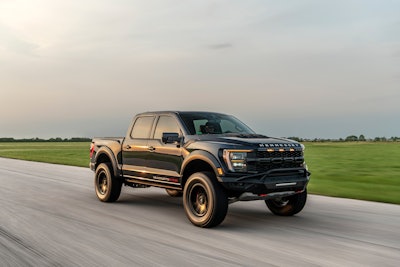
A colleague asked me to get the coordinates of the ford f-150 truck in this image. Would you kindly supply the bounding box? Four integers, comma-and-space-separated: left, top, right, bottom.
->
90, 111, 310, 228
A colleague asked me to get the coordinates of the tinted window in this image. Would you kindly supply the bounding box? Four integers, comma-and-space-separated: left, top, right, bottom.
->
179, 112, 255, 135
130, 116, 155, 139
220, 119, 242, 133
154, 116, 180, 140
193, 119, 208, 135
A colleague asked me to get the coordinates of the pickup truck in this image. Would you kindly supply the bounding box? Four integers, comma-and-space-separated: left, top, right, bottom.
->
90, 111, 310, 228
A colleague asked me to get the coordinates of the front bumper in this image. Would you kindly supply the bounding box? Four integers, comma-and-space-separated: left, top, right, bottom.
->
219, 167, 310, 194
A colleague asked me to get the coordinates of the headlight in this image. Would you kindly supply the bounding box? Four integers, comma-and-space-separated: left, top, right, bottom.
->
223, 150, 251, 172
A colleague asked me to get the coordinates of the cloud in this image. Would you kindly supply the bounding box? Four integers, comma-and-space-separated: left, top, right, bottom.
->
0, 0, 399, 139
0, 22, 39, 55
393, 49, 400, 57
207, 43, 233, 50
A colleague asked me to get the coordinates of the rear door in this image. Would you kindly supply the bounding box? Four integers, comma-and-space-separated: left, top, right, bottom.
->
122, 115, 155, 179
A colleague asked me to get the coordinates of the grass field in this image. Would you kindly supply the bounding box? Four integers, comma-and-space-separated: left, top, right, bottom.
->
304, 142, 400, 204
0, 141, 399, 204
0, 142, 89, 168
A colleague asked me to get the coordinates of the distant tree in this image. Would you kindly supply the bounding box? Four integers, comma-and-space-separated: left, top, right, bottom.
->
390, 136, 400, 142
0, 138, 15, 142
70, 137, 91, 142
358, 134, 366, 141
345, 135, 358, 141
287, 137, 302, 142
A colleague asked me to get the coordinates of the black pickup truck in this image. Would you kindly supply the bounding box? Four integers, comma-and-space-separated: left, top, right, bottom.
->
90, 111, 310, 227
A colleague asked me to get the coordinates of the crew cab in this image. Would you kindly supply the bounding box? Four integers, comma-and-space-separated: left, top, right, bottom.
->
90, 111, 310, 227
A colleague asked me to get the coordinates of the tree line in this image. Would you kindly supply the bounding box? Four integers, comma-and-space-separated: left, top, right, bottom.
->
0, 137, 92, 142
288, 135, 400, 142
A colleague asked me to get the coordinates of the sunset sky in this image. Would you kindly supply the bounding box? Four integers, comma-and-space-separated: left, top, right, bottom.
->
1, 0, 399, 139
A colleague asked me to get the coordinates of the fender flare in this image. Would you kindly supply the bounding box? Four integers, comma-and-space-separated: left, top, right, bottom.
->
94, 146, 120, 177
181, 150, 222, 181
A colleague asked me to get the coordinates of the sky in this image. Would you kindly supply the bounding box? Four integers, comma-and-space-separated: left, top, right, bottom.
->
1, 0, 399, 139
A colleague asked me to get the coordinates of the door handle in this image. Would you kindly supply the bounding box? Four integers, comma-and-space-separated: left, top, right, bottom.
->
148, 146, 155, 152
126, 145, 131, 149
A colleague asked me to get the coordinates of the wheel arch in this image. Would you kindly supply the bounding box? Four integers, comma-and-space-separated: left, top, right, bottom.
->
94, 147, 119, 177
181, 151, 222, 187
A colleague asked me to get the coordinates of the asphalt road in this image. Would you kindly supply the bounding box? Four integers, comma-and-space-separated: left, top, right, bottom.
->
0, 157, 399, 267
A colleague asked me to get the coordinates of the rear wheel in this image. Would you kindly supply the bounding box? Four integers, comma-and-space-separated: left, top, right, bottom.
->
265, 189, 307, 216
183, 172, 228, 228
166, 189, 182, 197
94, 163, 122, 202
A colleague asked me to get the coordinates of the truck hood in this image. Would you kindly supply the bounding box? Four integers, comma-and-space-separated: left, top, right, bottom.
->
187, 134, 302, 148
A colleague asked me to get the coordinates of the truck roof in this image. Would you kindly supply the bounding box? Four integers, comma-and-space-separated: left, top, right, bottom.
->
136, 111, 229, 117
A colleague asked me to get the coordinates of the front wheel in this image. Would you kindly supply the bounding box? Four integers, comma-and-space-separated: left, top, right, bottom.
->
94, 163, 122, 202
265, 189, 307, 216
183, 172, 228, 228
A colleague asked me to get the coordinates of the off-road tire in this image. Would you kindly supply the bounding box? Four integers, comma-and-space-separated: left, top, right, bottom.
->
265, 189, 307, 216
166, 189, 183, 197
183, 172, 228, 228
94, 163, 122, 202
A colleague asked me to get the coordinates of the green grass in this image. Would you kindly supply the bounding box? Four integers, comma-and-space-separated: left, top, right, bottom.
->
0, 141, 399, 204
304, 142, 400, 204
0, 142, 90, 168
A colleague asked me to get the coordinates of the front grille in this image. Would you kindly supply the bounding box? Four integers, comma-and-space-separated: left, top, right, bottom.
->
256, 150, 302, 158
248, 149, 304, 172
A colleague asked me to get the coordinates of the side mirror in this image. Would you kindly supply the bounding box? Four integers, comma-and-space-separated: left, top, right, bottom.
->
162, 132, 181, 144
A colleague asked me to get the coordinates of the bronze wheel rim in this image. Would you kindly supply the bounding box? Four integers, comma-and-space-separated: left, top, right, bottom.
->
189, 183, 209, 217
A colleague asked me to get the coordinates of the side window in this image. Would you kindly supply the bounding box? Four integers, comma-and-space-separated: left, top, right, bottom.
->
193, 119, 208, 134
130, 116, 155, 139
154, 116, 180, 140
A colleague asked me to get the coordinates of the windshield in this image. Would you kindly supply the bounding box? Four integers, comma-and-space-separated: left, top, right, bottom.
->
179, 112, 255, 135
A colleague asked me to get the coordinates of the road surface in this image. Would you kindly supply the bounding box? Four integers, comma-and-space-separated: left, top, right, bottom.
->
0, 157, 399, 266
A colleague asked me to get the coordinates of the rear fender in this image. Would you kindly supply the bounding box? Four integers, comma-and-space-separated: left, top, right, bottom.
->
94, 146, 120, 177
